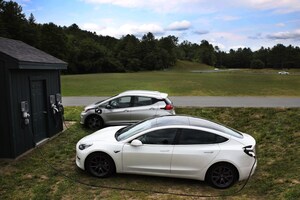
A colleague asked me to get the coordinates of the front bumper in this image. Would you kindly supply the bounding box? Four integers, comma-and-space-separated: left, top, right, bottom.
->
80, 111, 88, 124
76, 149, 87, 170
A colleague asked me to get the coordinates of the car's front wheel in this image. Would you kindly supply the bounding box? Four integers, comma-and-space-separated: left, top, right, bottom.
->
206, 163, 238, 189
86, 115, 103, 130
85, 152, 115, 178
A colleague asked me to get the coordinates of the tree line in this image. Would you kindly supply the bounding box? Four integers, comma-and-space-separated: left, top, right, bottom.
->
1, 0, 299, 74
177, 40, 300, 69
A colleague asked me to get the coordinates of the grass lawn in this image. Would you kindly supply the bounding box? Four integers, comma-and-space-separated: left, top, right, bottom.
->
61, 60, 300, 96
1, 107, 299, 199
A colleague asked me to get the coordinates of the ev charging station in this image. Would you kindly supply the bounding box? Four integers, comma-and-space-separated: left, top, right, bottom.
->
0, 37, 67, 158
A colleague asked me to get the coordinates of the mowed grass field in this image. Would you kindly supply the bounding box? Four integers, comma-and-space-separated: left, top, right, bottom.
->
0, 107, 299, 199
61, 60, 300, 96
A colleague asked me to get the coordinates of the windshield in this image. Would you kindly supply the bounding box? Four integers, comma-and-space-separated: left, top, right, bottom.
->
95, 95, 117, 105
116, 118, 155, 141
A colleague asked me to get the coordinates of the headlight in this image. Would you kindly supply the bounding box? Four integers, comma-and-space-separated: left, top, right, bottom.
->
84, 108, 94, 112
78, 143, 93, 150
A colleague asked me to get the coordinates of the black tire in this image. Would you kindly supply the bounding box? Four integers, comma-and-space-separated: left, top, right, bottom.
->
206, 163, 238, 189
85, 152, 115, 178
86, 115, 103, 130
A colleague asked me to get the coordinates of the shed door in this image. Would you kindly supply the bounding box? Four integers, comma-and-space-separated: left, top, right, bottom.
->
31, 80, 48, 143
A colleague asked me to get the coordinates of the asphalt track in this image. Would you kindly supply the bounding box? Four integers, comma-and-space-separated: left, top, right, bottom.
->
62, 96, 300, 107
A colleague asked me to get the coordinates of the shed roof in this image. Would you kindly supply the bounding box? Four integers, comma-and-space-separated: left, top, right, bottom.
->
0, 37, 67, 69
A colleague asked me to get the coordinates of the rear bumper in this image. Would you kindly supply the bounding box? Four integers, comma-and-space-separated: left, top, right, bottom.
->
239, 159, 257, 181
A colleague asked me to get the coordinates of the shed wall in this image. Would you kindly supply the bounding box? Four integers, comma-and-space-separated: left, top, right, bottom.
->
9, 69, 63, 158
0, 60, 13, 157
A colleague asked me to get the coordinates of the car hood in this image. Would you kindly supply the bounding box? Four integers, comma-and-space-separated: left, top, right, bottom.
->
79, 126, 125, 144
84, 103, 97, 110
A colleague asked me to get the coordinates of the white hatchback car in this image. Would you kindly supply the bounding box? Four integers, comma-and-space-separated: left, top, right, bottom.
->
76, 115, 257, 189
80, 90, 175, 129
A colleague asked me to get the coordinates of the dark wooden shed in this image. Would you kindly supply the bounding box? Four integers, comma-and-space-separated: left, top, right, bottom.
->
0, 37, 67, 158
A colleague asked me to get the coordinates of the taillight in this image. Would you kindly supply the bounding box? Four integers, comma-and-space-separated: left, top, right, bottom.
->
164, 104, 173, 110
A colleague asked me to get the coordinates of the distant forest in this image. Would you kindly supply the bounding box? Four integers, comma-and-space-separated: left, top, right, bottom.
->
1, 0, 300, 74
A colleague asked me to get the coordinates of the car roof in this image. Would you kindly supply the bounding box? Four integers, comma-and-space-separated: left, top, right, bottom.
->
118, 90, 168, 99
152, 115, 243, 138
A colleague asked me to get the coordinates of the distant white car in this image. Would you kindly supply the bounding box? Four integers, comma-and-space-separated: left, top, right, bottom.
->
278, 71, 289, 75
76, 115, 257, 189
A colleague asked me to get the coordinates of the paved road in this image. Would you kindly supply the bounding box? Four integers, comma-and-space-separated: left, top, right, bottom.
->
62, 96, 300, 107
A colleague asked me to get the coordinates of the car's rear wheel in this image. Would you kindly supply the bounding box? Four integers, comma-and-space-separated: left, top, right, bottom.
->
206, 163, 238, 189
85, 152, 115, 178
86, 115, 103, 130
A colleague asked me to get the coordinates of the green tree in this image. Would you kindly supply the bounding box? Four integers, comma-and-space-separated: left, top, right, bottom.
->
0, 0, 26, 39
40, 23, 68, 60
76, 38, 107, 73
250, 59, 265, 69
115, 34, 141, 71
269, 44, 286, 68
253, 47, 270, 68
22, 13, 40, 47
158, 36, 178, 67
199, 40, 216, 66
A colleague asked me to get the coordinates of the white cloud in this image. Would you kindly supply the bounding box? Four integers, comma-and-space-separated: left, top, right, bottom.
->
211, 32, 246, 41
82, 23, 104, 31
167, 20, 191, 31
267, 29, 300, 40
82, 0, 215, 13
215, 15, 240, 21
81, 22, 164, 37
276, 23, 286, 27
193, 30, 209, 35
236, 0, 300, 13
83, 0, 300, 14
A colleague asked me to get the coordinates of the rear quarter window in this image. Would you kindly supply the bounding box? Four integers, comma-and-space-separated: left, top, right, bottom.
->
178, 129, 228, 144
134, 96, 157, 106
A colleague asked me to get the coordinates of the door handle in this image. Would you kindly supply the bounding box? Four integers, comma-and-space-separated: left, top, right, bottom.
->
124, 110, 129, 112
149, 107, 155, 110
160, 150, 170, 152
204, 151, 214, 154
43, 111, 47, 114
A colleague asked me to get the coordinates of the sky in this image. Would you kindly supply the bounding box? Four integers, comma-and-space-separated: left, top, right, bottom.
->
13, 0, 300, 51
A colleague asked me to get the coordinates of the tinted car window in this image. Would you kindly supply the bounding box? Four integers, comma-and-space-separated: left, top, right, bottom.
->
134, 96, 155, 107
110, 96, 132, 108
137, 128, 177, 145
178, 129, 228, 144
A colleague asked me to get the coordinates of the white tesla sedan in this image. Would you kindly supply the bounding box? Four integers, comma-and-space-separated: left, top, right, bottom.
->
76, 115, 257, 189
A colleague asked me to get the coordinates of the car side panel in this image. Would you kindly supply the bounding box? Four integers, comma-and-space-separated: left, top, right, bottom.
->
130, 104, 159, 122
101, 108, 132, 124
122, 143, 174, 174
170, 144, 220, 179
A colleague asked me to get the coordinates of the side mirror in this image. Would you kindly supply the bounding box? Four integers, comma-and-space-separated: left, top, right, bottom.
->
131, 139, 142, 147
105, 104, 112, 109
